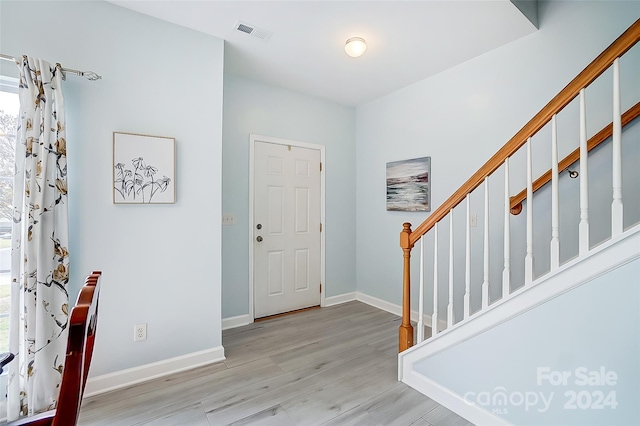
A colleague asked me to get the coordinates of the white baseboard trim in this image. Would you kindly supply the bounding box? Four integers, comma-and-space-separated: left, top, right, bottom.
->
222, 314, 252, 330
221, 293, 359, 329
220, 290, 445, 330
355, 292, 400, 316
324, 292, 357, 306
403, 369, 511, 426
85, 346, 225, 397
355, 292, 448, 331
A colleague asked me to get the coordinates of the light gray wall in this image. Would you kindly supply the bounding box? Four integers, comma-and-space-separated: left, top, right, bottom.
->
0, 1, 224, 376
415, 257, 640, 425
222, 74, 356, 318
510, 0, 539, 28
354, 0, 640, 317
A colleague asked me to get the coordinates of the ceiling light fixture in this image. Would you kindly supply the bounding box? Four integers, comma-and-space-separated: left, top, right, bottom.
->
345, 37, 367, 58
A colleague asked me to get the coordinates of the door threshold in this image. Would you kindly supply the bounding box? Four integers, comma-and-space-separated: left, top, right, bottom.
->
255, 305, 321, 322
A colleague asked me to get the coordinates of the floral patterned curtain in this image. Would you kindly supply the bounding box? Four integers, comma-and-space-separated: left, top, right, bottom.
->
7, 56, 70, 420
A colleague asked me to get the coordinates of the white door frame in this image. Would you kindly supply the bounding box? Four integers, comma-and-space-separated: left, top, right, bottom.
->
249, 134, 326, 322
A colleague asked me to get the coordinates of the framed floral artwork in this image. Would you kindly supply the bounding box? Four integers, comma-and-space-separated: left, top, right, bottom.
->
113, 132, 176, 204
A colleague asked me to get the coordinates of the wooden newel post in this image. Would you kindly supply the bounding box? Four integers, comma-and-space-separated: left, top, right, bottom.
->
399, 222, 414, 352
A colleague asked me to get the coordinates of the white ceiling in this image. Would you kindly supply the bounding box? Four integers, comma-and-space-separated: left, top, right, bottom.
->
109, 1, 538, 107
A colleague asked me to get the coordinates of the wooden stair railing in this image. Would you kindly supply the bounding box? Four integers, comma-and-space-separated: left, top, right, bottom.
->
399, 18, 640, 352
510, 101, 640, 215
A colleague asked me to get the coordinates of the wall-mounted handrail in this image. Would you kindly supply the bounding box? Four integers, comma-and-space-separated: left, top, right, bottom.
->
406, 19, 640, 247
399, 18, 640, 353
510, 102, 640, 214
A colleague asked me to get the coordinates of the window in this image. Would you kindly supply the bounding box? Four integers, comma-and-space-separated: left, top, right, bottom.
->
0, 80, 18, 353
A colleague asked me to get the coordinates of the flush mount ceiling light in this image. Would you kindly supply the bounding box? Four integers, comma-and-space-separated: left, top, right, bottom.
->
345, 37, 367, 58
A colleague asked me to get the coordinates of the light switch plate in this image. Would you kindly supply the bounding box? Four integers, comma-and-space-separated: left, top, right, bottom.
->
222, 213, 236, 225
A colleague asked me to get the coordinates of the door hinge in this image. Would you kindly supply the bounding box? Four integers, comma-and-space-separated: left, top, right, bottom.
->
320, 283, 322, 293
320, 223, 323, 232
320, 162, 323, 172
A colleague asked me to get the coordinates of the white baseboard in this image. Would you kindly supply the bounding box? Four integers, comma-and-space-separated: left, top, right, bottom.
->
85, 346, 225, 397
222, 314, 252, 330
355, 292, 401, 316
355, 291, 448, 331
220, 291, 446, 331
220, 293, 359, 328
324, 292, 357, 306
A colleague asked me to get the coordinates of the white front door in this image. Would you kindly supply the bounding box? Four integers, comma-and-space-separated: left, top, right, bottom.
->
253, 139, 321, 318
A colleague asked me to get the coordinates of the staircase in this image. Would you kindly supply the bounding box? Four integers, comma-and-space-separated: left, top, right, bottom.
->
397, 19, 640, 425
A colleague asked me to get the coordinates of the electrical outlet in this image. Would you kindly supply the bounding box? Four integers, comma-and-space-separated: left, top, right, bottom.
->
222, 213, 236, 225
470, 213, 478, 227
134, 323, 147, 342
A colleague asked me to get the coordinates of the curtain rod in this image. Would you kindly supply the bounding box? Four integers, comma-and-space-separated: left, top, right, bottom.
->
0, 53, 102, 81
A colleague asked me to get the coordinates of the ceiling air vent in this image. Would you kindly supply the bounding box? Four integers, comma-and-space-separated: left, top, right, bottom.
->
234, 21, 273, 41
236, 23, 253, 34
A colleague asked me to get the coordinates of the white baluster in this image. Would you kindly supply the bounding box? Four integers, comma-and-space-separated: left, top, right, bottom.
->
482, 177, 489, 309
551, 114, 560, 270
447, 211, 454, 328
503, 159, 511, 298
525, 138, 534, 285
612, 58, 623, 235
464, 195, 471, 319
579, 89, 590, 255
432, 223, 439, 336
417, 237, 424, 343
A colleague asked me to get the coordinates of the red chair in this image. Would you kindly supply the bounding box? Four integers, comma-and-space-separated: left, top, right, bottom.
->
7, 271, 102, 426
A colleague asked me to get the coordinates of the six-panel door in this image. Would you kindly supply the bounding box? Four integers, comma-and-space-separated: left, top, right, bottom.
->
254, 141, 321, 318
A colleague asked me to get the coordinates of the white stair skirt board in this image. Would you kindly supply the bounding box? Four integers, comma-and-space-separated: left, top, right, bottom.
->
403, 369, 512, 426
85, 346, 225, 397
399, 224, 640, 425
222, 314, 252, 330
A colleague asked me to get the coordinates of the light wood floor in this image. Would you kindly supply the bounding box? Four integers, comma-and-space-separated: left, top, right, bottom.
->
79, 301, 474, 426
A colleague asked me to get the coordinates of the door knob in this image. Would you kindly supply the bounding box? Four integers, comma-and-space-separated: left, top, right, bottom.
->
256, 236, 263, 242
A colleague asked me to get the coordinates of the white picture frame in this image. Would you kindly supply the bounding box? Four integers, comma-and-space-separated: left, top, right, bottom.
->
113, 132, 176, 204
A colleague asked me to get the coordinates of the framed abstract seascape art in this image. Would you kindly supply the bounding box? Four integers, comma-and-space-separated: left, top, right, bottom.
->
113, 132, 176, 204
386, 156, 430, 212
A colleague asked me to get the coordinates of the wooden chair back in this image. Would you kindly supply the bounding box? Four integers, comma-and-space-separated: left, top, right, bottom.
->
8, 271, 102, 426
